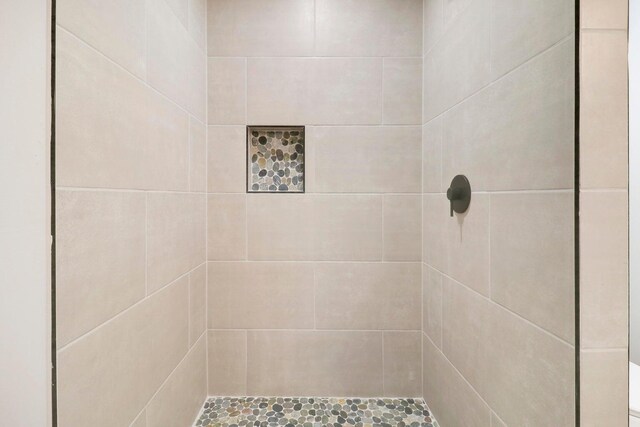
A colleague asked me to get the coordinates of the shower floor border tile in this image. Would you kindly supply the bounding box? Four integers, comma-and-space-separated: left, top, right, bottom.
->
194, 396, 439, 427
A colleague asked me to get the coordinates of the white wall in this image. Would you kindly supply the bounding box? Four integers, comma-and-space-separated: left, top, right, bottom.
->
0, 1, 52, 425
631, 0, 640, 365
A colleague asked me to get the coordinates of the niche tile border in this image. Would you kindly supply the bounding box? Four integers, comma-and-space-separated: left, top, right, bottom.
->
247, 126, 305, 193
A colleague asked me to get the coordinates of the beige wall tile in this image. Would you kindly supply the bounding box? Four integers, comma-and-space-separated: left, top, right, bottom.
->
581, 0, 628, 29
189, 264, 206, 346
442, 39, 574, 191
484, 301, 575, 426
315, 0, 422, 56
580, 191, 629, 348
308, 126, 421, 193
247, 195, 383, 261
147, 193, 206, 292
207, 0, 314, 56
312, 195, 384, 261
188, 0, 207, 49
57, 191, 146, 347
383, 58, 422, 125
148, 0, 206, 120
164, 0, 189, 28
57, 30, 189, 191
207, 330, 247, 396
491, 0, 574, 79
427, 194, 490, 296
491, 192, 574, 342
441, 278, 575, 426
57, 0, 146, 78
383, 332, 422, 397
247, 58, 383, 125
490, 412, 508, 427
58, 279, 189, 427
423, 0, 444, 55
247, 331, 383, 396
315, 263, 421, 330
423, 266, 443, 348
580, 31, 628, 189
422, 118, 443, 193
146, 335, 207, 427
246, 194, 313, 261
423, 0, 491, 121
131, 411, 146, 427
208, 262, 314, 329
207, 126, 246, 192
189, 117, 207, 192
383, 195, 422, 261
580, 350, 628, 427
423, 334, 491, 427
207, 58, 246, 125
207, 194, 247, 260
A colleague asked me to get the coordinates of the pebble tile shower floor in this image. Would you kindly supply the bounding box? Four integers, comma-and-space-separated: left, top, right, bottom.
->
194, 397, 439, 427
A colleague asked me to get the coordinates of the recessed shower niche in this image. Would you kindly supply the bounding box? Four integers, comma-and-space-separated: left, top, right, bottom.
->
247, 126, 305, 193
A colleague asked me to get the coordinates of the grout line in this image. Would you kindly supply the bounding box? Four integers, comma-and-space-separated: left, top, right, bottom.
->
57, 261, 207, 353
429, 264, 576, 348
145, 193, 149, 296
205, 328, 425, 333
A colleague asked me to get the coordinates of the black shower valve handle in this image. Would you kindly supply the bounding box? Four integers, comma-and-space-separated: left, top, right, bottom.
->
446, 175, 471, 217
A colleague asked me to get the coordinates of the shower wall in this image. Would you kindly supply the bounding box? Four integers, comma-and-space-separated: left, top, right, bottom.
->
55, 0, 208, 425
205, 0, 424, 397
421, 0, 576, 426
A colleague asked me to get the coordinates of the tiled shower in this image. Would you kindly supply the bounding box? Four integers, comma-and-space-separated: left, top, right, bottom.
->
54, 0, 576, 426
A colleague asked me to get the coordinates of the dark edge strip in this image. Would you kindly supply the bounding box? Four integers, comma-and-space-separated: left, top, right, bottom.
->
50, 0, 57, 424
574, 0, 581, 425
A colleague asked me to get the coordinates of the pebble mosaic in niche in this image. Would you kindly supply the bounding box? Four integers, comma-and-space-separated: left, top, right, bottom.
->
247, 126, 305, 193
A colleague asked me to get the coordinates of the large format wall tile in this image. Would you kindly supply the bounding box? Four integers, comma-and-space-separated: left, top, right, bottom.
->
315, 263, 421, 330
208, 262, 314, 329
422, 266, 443, 349
383, 195, 422, 261
56, 190, 146, 347
147, 193, 206, 292
208, 330, 247, 396
188, 0, 207, 49
308, 126, 421, 193
423, 0, 491, 121
207, 194, 247, 260
164, 0, 189, 29
423, 335, 491, 427
491, 192, 574, 342
58, 279, 189, 427
247, 331, 383, 397
207, 126, 246, 193
580, 349, 628, 426
442, 39, 574, 191
580, 191, 629, 348
581, 0, 628, 29
383, 58, 422, 125
207, 58, 246, 125
189, 117, 207, 192
422, 118, 443, 193
383, 332, 422, 397
247, 195, 383, 261
580, 31, 628, 189
315, 0, 422, 56
148, 0, 206, 120
207, 0, 314, 56
423, 0, 444, 55
423, 194, 490, 296
146, 335, 206, 427
247, 58, 383, 125
491, 0, 574, 79
441, 279, 575, 426
57, 30, 189, 191
189, 264, 207, 346
57, 0, 146, 78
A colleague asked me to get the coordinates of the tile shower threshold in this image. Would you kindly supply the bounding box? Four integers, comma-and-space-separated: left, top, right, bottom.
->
194, 396, 439, 427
